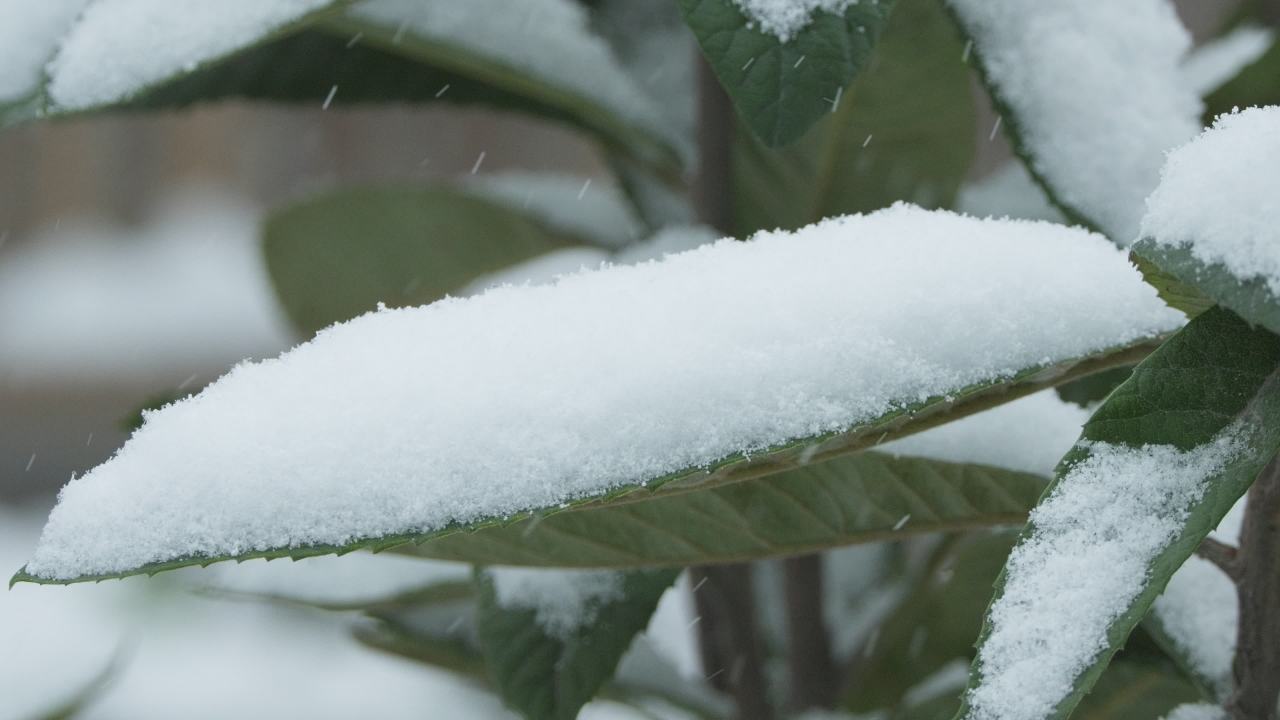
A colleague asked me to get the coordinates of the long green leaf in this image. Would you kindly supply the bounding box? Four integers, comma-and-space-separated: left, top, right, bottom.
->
263, 185, 582, 334
11, 335, 1161, 586
1133, 240, 1280, 337
848, 532, 1018, 715
2, 1, 685, 177
733, 0, 974, 235
954, 307, 1280, 720
676, 0, 895, 147
475, 568, 678, 720
406, 453, 1044, 568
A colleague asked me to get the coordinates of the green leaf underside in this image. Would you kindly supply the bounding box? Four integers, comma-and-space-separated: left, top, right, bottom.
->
1054, 366, 1132, 408
851, 533, 1200, 719
356, 590, 724, 718
476, 569, 678, 720
12, 337, 1163, 586
323, 14, 684, 177
1, 6, 683, 179
733, 0, 975, 235
848, 532, 1019, 714
677, 0, 895, 147
1133, 240, 1280, 336
209, 578, 475, 614
406, 452, 1044, 568
955, 307, 1280, 720
263, 185, 581, 335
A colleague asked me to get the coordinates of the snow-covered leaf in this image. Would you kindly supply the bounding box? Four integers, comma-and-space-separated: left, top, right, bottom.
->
15, 206, 1180, 585
0, 0, 685, 177
955, 307, 1280, 720
0, 0, 345, 126
263, 185, 586, 334
734, 0, 974, 235
946, 0, 1203, 242
1134, 106, 1280, 334
1145, 500, 1245, 701
1184, 24, 1274, 99
1204, 25, 1280, 121
677, 0, 895, 147
409, 391, 1087, 568
476, 568, 677, 720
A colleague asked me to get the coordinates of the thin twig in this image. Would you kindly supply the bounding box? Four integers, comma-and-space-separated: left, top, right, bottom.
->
1195, 536, 1242, 582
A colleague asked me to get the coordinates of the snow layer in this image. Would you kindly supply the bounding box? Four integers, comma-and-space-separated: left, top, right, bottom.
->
0, 0, 89, 101
47, 0, 331, 110
883, 390, 1088, 477
1141, 106, 1280, 293
463, 173, 643, 249
967, 430, 1244, 720
348, 0, 677, 149
1183, 25, 1274, 96
491, 568, 625, 639
730, 0, 859, 42
948, 0, 1202, 243
1152, 499, 1246, 697
0, 187, 293, 386
1161, 704, 1227, 720
26, 205, 1182, 580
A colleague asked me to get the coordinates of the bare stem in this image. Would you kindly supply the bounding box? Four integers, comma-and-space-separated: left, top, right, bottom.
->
688, 51, 773, 720
1196, 536, 1242, 582
783, 554, 840, 712
1227, 454, 1280, 720
690, 565, 774, 720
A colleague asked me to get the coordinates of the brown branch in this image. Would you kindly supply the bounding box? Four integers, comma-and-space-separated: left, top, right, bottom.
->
783, 554, 840, 712
1196, 536, 1242, 582
1227, 454, 1280, 720
687, 51, 773, 720
689, 565, 774, 720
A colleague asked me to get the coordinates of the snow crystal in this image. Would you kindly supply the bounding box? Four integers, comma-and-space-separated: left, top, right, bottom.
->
25, 205, 1182, 580
490, 568, 624, 640
1161, 704, 1227, 720
1183, 24, 1274, 96
1141, 106, 1280, 294
967, 430, 1244, 720
730, 0, 858, 42
463, 173, 643, 249
948, 0, 1202, 243
0, 0, 88, 101
347, 0, 679, 151
883, 391, 1088, 477
46, 0, 331, 110
1152, 499, 1246, 697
